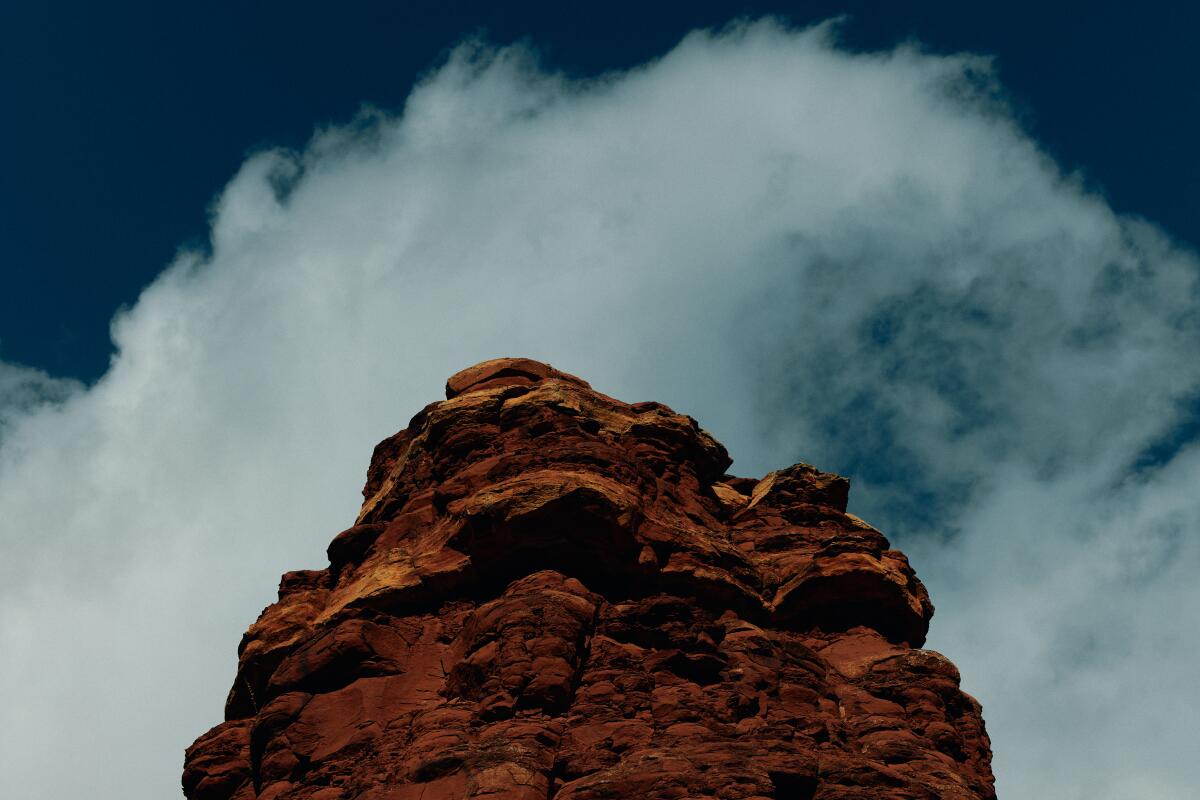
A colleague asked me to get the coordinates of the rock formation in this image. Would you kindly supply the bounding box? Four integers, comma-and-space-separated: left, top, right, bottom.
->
183, 358, 994, 799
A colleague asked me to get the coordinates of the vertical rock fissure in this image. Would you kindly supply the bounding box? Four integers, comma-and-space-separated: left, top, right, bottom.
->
546, 598, 602, 799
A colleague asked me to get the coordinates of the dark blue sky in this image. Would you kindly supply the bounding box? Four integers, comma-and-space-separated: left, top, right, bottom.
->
3, 0, 1197, 382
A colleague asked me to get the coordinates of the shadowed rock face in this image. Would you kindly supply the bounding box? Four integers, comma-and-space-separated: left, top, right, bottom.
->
184, 358, 994, 800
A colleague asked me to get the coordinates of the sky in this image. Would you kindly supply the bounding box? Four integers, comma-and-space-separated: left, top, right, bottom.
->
2, 4, 1199, 799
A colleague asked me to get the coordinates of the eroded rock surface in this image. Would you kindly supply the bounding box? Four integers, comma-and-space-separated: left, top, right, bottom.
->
184, 358, 994, 799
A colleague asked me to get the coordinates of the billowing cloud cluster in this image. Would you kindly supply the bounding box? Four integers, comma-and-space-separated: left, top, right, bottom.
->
2, 20, 1197, 798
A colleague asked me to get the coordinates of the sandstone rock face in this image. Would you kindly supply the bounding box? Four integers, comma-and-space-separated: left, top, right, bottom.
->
184, 358, 994, 800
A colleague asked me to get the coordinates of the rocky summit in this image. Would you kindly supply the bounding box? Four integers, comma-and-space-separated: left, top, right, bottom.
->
183, 358, 994, 800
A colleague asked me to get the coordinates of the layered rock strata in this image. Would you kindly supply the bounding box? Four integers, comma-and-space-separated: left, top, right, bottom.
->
184, 358, 994, 799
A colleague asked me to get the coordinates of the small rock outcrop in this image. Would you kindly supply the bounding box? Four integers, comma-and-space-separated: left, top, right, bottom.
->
184, 358, 994, 799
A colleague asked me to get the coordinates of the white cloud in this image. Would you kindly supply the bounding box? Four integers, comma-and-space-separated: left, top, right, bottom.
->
1, 19, 1197, 798
0, 361, 81, 442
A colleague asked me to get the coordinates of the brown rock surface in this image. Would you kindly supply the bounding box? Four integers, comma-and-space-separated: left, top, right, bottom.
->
184, 358, 994, 799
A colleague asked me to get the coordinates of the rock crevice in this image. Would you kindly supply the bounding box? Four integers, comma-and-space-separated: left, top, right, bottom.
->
184, 358, 993, 800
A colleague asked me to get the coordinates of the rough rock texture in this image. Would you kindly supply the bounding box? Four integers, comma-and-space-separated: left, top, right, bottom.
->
184, 358, 994, 800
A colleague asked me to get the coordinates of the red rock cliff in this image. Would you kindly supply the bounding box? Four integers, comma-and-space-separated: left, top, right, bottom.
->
184, 358, 994, 800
